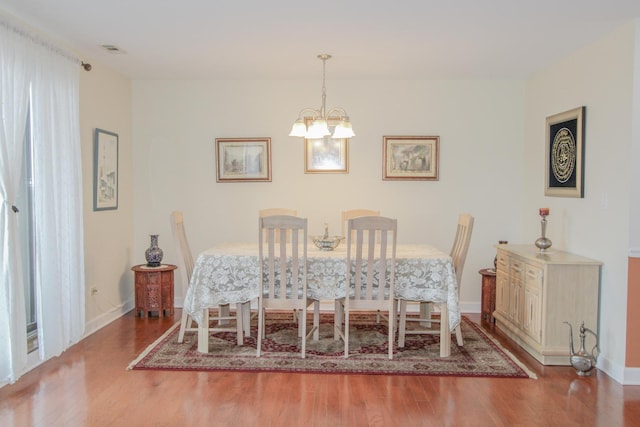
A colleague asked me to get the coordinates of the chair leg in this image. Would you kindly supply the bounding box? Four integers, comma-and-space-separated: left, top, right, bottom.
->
344, 301, 350, 358
301, 307, 307, 359
334, 299, 343, 340
178, 309, 191, 343
256, 299, 263, 357
455, 324, 464, 346
313, 300, 320, 340
388, 300, 394, 360
398, 300, 407, 348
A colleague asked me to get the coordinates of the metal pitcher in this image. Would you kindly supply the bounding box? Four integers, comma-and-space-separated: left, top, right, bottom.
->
563, 321, 599, 376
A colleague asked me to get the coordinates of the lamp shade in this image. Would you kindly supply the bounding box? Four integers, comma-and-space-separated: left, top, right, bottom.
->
306, 119, 331, 138
289, 119, 307, 137
332, 120, 355, 138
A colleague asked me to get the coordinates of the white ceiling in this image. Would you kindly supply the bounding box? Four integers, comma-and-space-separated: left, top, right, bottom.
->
1, 0, 640, 80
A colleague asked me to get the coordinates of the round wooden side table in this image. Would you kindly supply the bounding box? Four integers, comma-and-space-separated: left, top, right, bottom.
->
479, 268, 496, 323
131, 264, 177, 318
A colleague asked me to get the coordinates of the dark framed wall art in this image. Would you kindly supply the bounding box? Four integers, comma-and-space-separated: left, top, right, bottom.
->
545, 106, 585, 198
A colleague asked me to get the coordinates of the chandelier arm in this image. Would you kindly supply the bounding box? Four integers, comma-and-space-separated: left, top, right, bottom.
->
295, 108, 322, 120
325, 107, 349, 119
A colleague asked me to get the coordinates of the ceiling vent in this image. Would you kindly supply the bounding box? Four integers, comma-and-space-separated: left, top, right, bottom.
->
100, 44, 126, 54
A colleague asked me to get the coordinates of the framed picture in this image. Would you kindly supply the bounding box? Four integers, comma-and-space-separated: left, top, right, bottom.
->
545, 107, 585, 198
93, 128, 118, 211
305, 117, 348, 173
215, 137, 271, 182
382, 136, 439, 181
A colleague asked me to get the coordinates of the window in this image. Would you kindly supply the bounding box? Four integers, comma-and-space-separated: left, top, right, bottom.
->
16, 105, 38, 353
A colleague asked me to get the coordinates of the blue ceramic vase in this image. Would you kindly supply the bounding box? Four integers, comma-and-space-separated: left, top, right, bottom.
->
145, 234, 163, 267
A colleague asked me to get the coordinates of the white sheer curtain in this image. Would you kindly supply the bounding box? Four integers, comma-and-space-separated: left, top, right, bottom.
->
0, 20, 32, 386
31, 47, 85, 359
0, 18, 85, 385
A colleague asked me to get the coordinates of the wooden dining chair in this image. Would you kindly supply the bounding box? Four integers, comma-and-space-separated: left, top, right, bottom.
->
259, 208, 297, 243
397, 213, 474, 353
335, 216, 397, 359
257, 215, 317, 358
341, 209, 380, 239
170, 211, 245, 346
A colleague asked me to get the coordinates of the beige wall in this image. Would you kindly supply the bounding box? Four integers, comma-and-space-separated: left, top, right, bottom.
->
524, 20, 639, 382
131, 79, 526, 309
80, 61, 134, 335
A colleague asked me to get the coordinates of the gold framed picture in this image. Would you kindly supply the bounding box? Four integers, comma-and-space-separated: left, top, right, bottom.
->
382, 136, 439, 181
215, 137, 271, 183
304, 117, 348, 173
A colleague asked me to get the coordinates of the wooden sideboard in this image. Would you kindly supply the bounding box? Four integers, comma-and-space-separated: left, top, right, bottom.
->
494, 244, 601, 365
131, 264, 177, 318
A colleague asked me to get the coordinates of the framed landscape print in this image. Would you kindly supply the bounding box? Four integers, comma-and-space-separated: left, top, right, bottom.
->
545, 107, 585, 198
93, 128, 118, 211
304, 117, 348, 173
216, 137, 271, 182
382, 136, 439, 181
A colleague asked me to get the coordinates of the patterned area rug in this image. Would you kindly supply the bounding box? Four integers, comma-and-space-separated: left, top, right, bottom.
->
128, 313, 536, 378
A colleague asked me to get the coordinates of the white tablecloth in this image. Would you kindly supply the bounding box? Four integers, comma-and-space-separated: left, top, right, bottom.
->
183, 243, 460, 330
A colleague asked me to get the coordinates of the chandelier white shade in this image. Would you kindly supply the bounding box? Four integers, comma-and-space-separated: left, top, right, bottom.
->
289, 54, 355, 139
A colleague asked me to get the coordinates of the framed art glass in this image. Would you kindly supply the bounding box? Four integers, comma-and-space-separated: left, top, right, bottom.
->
216, 137, 272, 182
93, 128, 119, 211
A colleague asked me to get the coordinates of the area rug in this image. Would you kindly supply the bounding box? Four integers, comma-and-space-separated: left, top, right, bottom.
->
128, 313, 536, 379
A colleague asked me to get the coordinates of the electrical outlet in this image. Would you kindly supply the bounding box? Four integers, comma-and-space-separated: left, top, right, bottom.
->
91, 287, 99, 295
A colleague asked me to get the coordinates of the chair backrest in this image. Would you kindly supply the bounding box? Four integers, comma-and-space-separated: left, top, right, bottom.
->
449, 213, 474, 285
259, 208, 297, 243
341, 209, 380, 239
259, 215, 308, 305
347, 216, 397, 303
170, 211, 195, 286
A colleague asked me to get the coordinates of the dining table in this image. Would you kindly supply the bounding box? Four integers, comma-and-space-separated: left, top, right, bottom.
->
183, 242, 460, 356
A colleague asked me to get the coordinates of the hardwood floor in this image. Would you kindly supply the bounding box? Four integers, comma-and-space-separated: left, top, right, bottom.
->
1, 310, 640, 427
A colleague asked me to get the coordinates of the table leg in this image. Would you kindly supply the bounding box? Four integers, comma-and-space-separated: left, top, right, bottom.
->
242, 302, 251, 337
235, 303, 244, 345
197, 308, 209, 353
420, 301, 432, 327
439, 304, 450, 357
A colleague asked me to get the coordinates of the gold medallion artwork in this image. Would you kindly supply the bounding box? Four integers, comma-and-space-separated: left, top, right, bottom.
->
550, 128, 576, 184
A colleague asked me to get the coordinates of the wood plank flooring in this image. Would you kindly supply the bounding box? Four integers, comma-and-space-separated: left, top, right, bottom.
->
1, 310, 640, 427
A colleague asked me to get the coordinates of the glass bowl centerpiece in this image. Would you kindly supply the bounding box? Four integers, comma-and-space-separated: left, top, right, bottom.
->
312, 223, 344, 251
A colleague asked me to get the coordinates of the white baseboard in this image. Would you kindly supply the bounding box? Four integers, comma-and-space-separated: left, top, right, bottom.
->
83, 299, 135, 339
597, 355, 640, 385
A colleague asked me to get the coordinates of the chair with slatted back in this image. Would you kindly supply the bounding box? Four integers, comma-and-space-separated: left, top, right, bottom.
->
334, 216, 397, 359
257, 215, 317, 358
397, 213, 474, 353
341, 209, 380, 240
259, 208, 297, 243
170, 211, 245, 346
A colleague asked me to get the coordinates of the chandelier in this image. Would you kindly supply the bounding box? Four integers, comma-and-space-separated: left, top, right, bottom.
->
289, 54, 355, 139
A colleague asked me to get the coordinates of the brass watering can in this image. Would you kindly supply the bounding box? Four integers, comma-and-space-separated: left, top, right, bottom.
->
563, 321, 599, 376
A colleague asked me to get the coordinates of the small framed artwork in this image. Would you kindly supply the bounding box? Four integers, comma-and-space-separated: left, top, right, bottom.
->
93, 128, 119, 211
545, 106, 585, 198
305, 117, 348, 173
215, 137, 271, 182
382, 136, 439, 181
